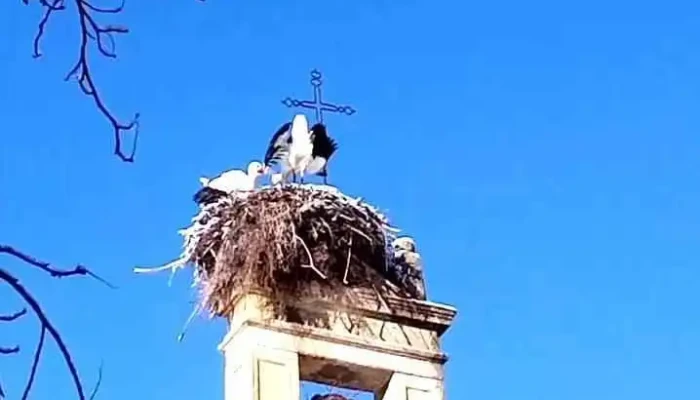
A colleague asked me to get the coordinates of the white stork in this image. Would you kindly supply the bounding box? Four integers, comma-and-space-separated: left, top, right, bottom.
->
193, 161, 265, 205
263, 114, 338, 184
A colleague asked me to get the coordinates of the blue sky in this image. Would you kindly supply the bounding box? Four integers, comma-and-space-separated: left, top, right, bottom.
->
1, 0, 700, 399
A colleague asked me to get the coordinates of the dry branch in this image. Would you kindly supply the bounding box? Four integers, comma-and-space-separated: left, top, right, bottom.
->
24, 0, 139, 162
0, 245, 116, 288
0, 245, 110, 399
0, 268, 85, 399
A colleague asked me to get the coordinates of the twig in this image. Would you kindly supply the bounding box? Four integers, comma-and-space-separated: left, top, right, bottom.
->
133, 256, 187, 274
176, 303, 202, 342
319, 217, 334, 242
0, 245, 116, 289
32, 0, 64, 58
88, 362, 103, 400
0, 308, 27, 322
338, 213, 355, 221
0, 346, 20, 355
291, 225, 326, 280
342, 235, 353, 285
0, 268, 86, 400
347, 226, 372, 243
21, 326, 46, 400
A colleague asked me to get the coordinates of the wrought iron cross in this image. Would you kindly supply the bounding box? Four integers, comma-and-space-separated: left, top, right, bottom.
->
281, 69, 356, 123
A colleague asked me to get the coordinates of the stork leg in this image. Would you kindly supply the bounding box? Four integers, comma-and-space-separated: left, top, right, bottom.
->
279, 170, 293, 185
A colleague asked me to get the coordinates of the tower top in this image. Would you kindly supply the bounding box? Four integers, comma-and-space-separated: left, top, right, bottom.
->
220, 287, 456, 400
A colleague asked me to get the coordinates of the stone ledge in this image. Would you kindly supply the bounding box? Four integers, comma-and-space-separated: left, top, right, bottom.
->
220, 318, 447, 383
295, 288, 457, 336
253, 319, 446, 364
225, 291, 456, 355
218, 291, 455, 399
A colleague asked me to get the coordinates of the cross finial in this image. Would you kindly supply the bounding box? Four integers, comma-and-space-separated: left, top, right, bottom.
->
281, 69, 356, 123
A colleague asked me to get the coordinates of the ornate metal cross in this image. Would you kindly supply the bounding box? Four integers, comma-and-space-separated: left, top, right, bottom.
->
281, 69, 356, 123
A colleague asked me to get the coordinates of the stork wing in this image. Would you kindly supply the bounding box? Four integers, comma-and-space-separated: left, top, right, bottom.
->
208, 169, 247, 192
264, 122, 292, 166
193, 186, 227, 205
310, 123, 339, 159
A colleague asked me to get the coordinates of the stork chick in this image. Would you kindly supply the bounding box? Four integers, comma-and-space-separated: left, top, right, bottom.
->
392, 236, 426, 300
193, 161, 265, 205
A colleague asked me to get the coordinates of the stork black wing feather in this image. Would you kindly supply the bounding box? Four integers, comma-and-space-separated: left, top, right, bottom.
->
264, 122, 292, 166
193, 186, 227, 205
310, 123, 338, 159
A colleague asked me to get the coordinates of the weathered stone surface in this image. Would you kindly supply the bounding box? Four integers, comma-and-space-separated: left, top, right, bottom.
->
219, 290, 456, 400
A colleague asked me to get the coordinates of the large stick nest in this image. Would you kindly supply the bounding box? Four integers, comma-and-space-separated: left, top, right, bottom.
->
154, 184, 419, 319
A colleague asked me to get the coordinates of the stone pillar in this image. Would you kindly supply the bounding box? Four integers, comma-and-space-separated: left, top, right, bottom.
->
220, 293, 301, 400
219, 290, 456, 400
380, 373, 444, 400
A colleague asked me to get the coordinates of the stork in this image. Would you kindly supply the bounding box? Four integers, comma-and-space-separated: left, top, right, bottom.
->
193, 161, 265, 205
391, 236, 426, 300
263, 114, 338, 185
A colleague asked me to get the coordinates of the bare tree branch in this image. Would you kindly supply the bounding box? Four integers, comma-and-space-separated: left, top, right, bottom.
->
0, 244, 117, 289
26, 0, 139, 162
0, 246, 113, 398
6, 1, 206, 397
0, 268, 85, 399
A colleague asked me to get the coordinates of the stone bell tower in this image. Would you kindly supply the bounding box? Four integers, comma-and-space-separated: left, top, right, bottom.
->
135, 68, 457, 399
218, 288, 456, 400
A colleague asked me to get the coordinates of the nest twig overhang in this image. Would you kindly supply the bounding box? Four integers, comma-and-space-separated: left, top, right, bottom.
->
138, 184, 416, 319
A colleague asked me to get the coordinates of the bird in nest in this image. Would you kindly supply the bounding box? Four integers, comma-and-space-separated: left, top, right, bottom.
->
192, 160, 266, 206
263, 113, 338, 185
392, 236, 427, 300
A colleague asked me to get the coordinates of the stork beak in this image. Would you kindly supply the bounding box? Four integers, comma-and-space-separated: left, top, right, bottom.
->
262, 166, 270, 175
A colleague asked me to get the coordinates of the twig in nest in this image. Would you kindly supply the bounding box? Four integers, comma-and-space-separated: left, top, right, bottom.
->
0, 245, 116, 289
319, 217, 334, 242
26, 0, 139, 162
133, 257, 187, 275
177, 303, 203, 342
348, 226, 372, 243
343, 235, 353, 285
291, 225, 326, 280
